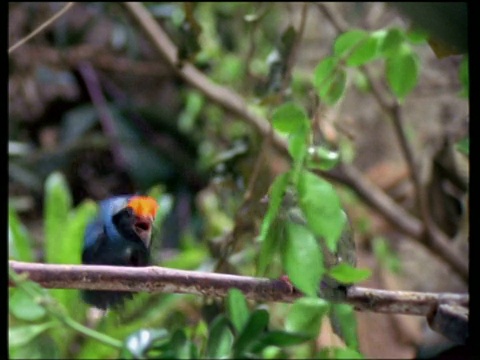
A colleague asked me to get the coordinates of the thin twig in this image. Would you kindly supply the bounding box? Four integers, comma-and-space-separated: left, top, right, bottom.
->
9, 261, 468, 317
315, 3, 348, 32
77, 61, 126, 168
279, 2, 309, 95
17, 44, 171, 77
8, 2, 76, 54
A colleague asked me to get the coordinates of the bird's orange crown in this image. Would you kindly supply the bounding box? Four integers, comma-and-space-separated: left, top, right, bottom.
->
127, 196, 159, 218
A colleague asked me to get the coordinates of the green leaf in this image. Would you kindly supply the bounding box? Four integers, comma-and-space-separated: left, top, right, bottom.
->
8, 205, 35, 262
61, 200, 97, 265
258, 172, 290, 243
282, 222, 324, 297
288, 129, 309, 185
227, 289, 250, 334
405, 28, 429, 44
459, 56, 469, 98
327, 263, 372, 284
256, 331, 310, 348
313, 56, 338, 89
330, 304, 359, 349
317, 346, 365, 359
233, 309, 269, 357
306, 146, 340, 171
178, 90, 204, 132
285, 297, 330, 338
44, 172, 73, 265
353, 70, 371, 93
334, 30, 368, 58
378, 28, 405, 57
206, 315, 234, 359
314, 61, 347, 105
250, 330, 310, 355
325, 70, 347, 106
258, 217, 285, 276
169, 329, 190, 359
49, 198, 96, 317
345, 33, 381, 66
272, 102, 309, 135
261, 346, 283, 359
297, 170, 345, 252
9, 322, 55, 348
288, 128, 308, 164
386, 44, 419, 101
9, 288, 46, 322
9, 332, 59, 359
456, 137, 469, 156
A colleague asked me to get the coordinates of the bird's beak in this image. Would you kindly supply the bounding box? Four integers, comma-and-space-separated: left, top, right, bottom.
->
133, 214, 154, 248
127, 196, 159, 248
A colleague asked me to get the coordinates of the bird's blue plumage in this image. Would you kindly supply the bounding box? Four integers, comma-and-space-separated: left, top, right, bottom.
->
81, 195, 152, 310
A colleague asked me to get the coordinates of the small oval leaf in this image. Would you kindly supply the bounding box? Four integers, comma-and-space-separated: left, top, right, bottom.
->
282, 222, 324, 297
313, 56, 338, 89
272, 103, 309, 135
207, 315, 234, 358
227, 289, 250, 334
234, 309, 269, 357
9, 288, 46, 322
346, 35, 380, 67
334, 30, 368, 58
285, 297, 330, 338
258, 172, 290, 243
297, 171, 345, 251
386, 45, 419, 100
330, 304, 359, 350
327, 263, 372, 284
379, 28, 405, 57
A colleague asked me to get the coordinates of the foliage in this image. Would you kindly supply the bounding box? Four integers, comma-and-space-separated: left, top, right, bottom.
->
9, 2, 467, 359
313, 27, 425, 104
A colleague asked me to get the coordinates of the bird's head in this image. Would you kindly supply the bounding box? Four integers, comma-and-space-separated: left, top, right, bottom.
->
126, 196, 158, 247
101, 195, 159, 248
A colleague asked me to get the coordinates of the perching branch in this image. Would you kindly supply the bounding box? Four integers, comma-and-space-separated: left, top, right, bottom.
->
121, 2, 468, 282
9, 261, 468, 317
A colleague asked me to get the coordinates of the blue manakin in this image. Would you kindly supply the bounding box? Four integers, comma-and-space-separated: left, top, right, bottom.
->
81, 195, 158, 309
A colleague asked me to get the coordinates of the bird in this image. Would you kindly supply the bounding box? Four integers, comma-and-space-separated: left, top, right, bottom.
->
81, 195, 158, 310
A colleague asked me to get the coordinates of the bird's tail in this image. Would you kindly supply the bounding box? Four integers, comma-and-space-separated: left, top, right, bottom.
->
81, 290, 134, 310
